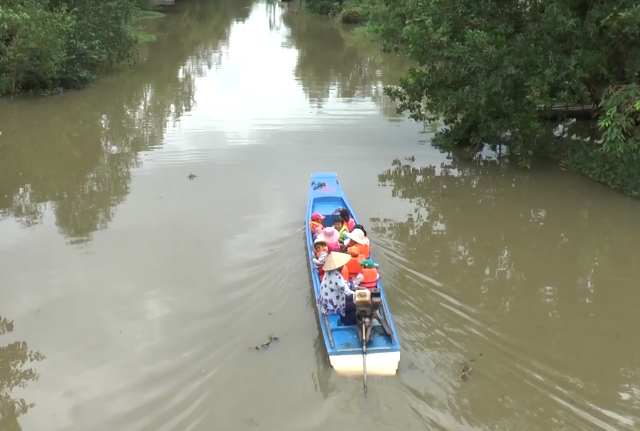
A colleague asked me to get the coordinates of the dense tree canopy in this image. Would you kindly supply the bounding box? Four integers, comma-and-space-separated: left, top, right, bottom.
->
381, 1, 640, 144
306, 0, 640, 194
0, 0, 156, 96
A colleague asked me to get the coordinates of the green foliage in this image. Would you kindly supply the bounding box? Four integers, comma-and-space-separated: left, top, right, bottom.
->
353, 0, 640, 194
566, 84, 640, 196
340, 7, 362, 24
0, 0, 157, 96
305, 0, 389, 24
303, 0, 343, 16
598, 85, 640, 160
0, 0, 73, 95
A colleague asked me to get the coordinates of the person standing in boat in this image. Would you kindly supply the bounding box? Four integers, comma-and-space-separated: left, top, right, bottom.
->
317, 252, 355, 317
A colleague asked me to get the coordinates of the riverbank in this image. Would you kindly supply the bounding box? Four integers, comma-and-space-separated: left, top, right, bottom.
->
303, 0, 640, 199
0, 0, 163, 97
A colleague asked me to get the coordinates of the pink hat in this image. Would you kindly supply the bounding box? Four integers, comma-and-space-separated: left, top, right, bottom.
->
317, 227, 340, 244
311, 212, 325, 221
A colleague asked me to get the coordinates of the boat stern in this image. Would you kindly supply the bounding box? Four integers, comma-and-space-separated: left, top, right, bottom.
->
329, 351, 400, 377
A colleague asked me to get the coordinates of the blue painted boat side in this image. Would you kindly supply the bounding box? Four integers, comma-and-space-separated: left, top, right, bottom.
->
306, 172, 401, 358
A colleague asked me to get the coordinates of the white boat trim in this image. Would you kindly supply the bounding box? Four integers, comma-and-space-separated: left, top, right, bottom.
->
330, 351, 400, 377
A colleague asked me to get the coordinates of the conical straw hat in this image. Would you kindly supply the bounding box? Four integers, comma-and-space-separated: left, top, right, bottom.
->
323, 252, 352, 271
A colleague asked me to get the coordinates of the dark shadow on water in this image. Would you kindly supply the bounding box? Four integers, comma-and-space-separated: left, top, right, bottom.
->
0, 317, 46, 431
0, 0, 255, 244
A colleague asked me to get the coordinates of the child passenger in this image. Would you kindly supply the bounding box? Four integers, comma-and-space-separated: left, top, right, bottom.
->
333, 217, 349, 245
332, 208, 356, 232
344, 228, 370, 259
345, 246, 364, 283
339, 209, 355, 232
309, 212, 325, 238
316, 227, 341, 252
357, 258, 379, 290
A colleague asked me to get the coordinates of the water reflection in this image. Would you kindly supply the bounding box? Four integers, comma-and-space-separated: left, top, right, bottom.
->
374, 153, 640, 296
282, 14, 409, 117
374, 153, 640, 429
0, 0, 255, 243
311, 333, 334, 399
0, 317, 45, 431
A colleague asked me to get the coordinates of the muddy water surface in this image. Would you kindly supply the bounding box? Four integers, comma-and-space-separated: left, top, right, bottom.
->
0, 1, 639, 430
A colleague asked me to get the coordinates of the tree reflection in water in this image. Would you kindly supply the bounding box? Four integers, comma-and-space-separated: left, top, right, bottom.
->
374, 152, 640, 421
282, 13, 410, 117
374, 151, 640, 309
0, 317, 45, 431
0, 0, 255, 244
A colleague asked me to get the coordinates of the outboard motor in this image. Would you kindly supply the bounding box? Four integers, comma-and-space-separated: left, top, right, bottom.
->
354, 288, 382, 343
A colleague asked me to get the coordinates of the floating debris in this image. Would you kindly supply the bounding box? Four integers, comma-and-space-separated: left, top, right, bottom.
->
459, 358, 476, 380
459, 363, 472, 380
254, 333, 279, 350
188, 173, 197, 180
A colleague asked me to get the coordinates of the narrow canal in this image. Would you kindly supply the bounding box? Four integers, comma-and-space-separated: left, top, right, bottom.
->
0, 1, 638, 430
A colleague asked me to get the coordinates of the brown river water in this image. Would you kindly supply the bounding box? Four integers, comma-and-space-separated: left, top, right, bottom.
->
1, 1, 639, 430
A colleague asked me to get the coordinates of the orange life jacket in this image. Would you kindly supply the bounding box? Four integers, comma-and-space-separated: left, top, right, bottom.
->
309, 220, 323, 235
341, 266, 349, 281
360, 268, 378, 289
345, 257, 361, 281
355, 242, 370, 259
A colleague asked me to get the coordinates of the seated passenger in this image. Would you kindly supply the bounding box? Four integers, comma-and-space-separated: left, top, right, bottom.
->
312, 238, 329, 280
358, 258, 380, 290
309, 212, 325, 238
332, 217, 349, 244
345, 246, 363, 282
317, 252, 355, 317
316, 227, 341, 252
348, 224, 369, 243
333, 208, 356, 232
345, 228, 370, 258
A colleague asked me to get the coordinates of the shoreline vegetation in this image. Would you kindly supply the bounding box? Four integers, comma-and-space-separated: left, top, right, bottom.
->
304, 0, 640, 198
0, 0, 164, 97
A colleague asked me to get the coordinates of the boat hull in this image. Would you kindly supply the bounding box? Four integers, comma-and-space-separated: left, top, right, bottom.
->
306, 172, 400, 376
330, 351, 401, 377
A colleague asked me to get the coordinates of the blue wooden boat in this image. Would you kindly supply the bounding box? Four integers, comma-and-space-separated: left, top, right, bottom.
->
306, 172, 401, 377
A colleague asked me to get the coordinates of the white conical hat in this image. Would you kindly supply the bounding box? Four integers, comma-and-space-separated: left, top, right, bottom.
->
323, 252, 352, 271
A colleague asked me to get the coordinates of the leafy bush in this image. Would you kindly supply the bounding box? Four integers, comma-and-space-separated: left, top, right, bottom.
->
304, 0, 343, 16
0, 0, 152, 96
366, 0, 640, 194
340, 7, 362, 24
